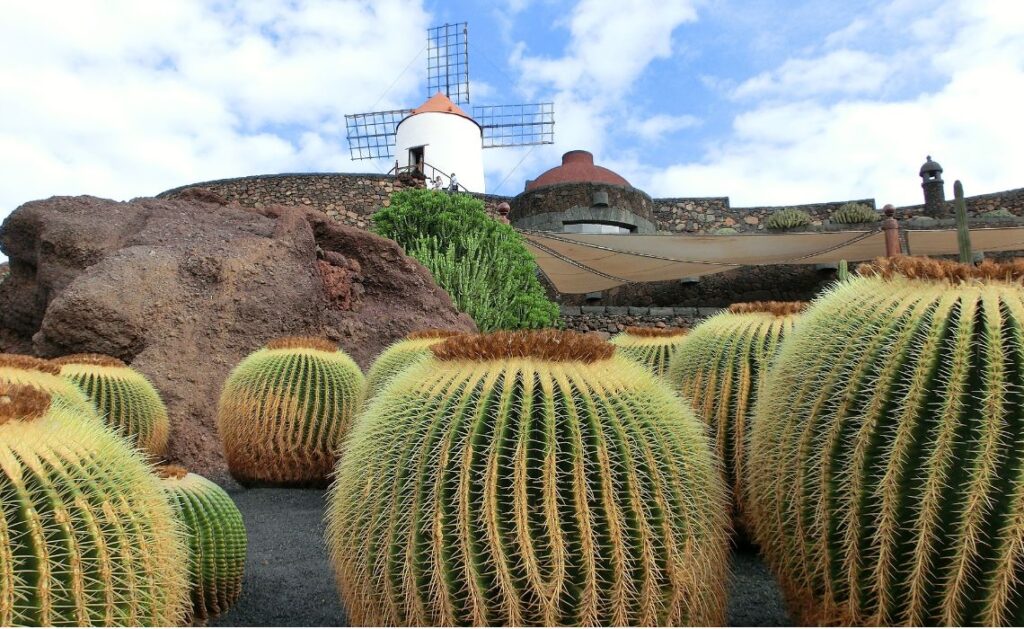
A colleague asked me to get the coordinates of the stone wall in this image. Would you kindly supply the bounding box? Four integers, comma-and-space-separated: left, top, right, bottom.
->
509, 182, 657, 232
652, 197, 878, 234
897, 186, 1024, 218
559, 305, 717, 336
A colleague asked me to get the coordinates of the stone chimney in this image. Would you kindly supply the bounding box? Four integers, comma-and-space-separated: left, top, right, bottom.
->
920, 155, 946, 217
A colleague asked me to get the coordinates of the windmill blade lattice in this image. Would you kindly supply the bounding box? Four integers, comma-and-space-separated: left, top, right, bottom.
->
474, 103, 555, 148
427, 23, 469, 105
345, 109, 413, 160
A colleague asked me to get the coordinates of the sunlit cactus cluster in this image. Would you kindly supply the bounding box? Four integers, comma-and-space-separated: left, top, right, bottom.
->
667, 301, 805, 533
328, 330, 730, 626
748, 257, 1024, 625
610, 325, 688, 377
53, 353, 170, 457
363, 329, 462, 398
0, 382, 189, 626
158, 465, 247, 623
217, 336, 365, 486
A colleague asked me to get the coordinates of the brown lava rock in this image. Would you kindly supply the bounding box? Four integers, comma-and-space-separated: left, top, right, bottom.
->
0, 192, 474, 480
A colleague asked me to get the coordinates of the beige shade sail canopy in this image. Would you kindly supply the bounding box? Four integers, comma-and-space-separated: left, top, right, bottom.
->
524, 227, 1024, 294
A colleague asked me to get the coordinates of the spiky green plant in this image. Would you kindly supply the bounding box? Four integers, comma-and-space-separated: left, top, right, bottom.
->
0, 353, 98, 421
765, 208, 813, 230
53, 354, 170, 458
667, 302, 804, 534
364, 329, 463, 399
748, 256, 1024, 626
217, 336, 365, 487
0, 382, 189, 626
158, 465, 247, 623
327, 330, 730, 626
831, 202, 878, 224
610, 326, 688, 377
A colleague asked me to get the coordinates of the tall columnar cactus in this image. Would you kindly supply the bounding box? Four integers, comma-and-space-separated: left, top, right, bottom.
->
0, 353, 98, 421
364, 329, 463, 399
158, 465, 247, 623
0, 382, 189, 626
218, 336, 365, 486
609, 326, 688, 377
748, 257, 1024, 626
327, 330, 730, 626
667, 302, 804, 532
53, 354, 170, 458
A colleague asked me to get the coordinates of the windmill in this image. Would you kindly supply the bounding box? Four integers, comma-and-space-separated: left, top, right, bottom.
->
345, 22, 554, 193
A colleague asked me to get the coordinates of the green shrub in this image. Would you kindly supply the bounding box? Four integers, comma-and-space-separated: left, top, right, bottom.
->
373, 189, 558, 331
980, 207, 1014, 218
713, 226, 738, 235
831, 202, 878, 224
764, 208, 812, 230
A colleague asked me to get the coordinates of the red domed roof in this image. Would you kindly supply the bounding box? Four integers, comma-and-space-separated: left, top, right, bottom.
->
526, 150, 630, 191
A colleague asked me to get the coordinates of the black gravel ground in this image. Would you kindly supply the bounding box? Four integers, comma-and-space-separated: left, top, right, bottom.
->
212, 488, 791, 626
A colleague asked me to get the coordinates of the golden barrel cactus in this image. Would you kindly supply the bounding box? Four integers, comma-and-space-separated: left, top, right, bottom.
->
218, 336, 365, 487
328, 330, 729, 626
0, 353, 98, 421
364, 329, 462, 399
53, 354, 170, 457
667, 301, 804, 530
610, 326, 688, 377
158, 465, 247, 623
0, 382, 188, 626
749, 257, 1024, 625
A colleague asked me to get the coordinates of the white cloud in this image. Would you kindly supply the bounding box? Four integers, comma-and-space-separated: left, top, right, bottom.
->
733, 49, 894, 99
0, 0, 429, 228
627, 114, 702, 141
635, 0, 1024, 207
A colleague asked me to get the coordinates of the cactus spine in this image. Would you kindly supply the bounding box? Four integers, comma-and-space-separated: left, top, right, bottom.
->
328, 330, 729, 626
54, 354, 170, 457
0, 353, 98, 421
158, 465, 247, 622
364, 329, 463, 399
667, 302, 804, 533
609, 326, 688, 377
218, 336, 365, 486
748, 257, 1024, 625
0, 383, 188, 626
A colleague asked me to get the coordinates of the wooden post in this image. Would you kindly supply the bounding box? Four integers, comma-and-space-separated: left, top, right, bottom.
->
882, 204, 901, 257
954, 180, 973, 264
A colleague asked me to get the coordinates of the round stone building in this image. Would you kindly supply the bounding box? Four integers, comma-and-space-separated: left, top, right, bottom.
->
510, 150, 657, 233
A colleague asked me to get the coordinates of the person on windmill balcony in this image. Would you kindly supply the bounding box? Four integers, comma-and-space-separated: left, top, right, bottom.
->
447, 172, 459, 194
431, 175, 443, 191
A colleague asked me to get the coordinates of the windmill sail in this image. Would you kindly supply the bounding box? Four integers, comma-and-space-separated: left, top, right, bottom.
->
474, 102, 555, 148
427, 23, 469, 105
345, 108, 413, 160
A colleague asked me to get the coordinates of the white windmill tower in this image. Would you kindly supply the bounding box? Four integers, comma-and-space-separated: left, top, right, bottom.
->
345, 23, 554, 193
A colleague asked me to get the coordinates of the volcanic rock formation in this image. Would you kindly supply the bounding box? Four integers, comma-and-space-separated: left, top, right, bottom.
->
0, 190, 475, 479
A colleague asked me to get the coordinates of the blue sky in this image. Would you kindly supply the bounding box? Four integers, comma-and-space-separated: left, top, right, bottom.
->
0, 0, 1021, 239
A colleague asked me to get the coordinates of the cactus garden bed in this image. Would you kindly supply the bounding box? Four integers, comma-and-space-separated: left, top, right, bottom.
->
210, 488, 791, 626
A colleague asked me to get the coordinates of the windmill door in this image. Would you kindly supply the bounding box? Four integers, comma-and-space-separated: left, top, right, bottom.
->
409, 146, 425, 175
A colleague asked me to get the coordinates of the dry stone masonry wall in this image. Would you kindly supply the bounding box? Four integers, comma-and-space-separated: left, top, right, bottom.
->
158, 173, 1024, 234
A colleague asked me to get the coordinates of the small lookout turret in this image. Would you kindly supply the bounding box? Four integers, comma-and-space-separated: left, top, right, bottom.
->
920, 155, 946, 217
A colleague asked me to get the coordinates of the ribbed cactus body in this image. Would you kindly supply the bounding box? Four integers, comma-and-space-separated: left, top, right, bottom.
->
218, 336, 365, 486
0, 383, 188, 626
55, 354, 170, 457
667, 302, 802, 531
0, 353, 98, 421
610, 326, 688, 377
328, 330, 729, 626
748, 258, 1024, 625
159, 466, 247, 622
364, 330, 462, 399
